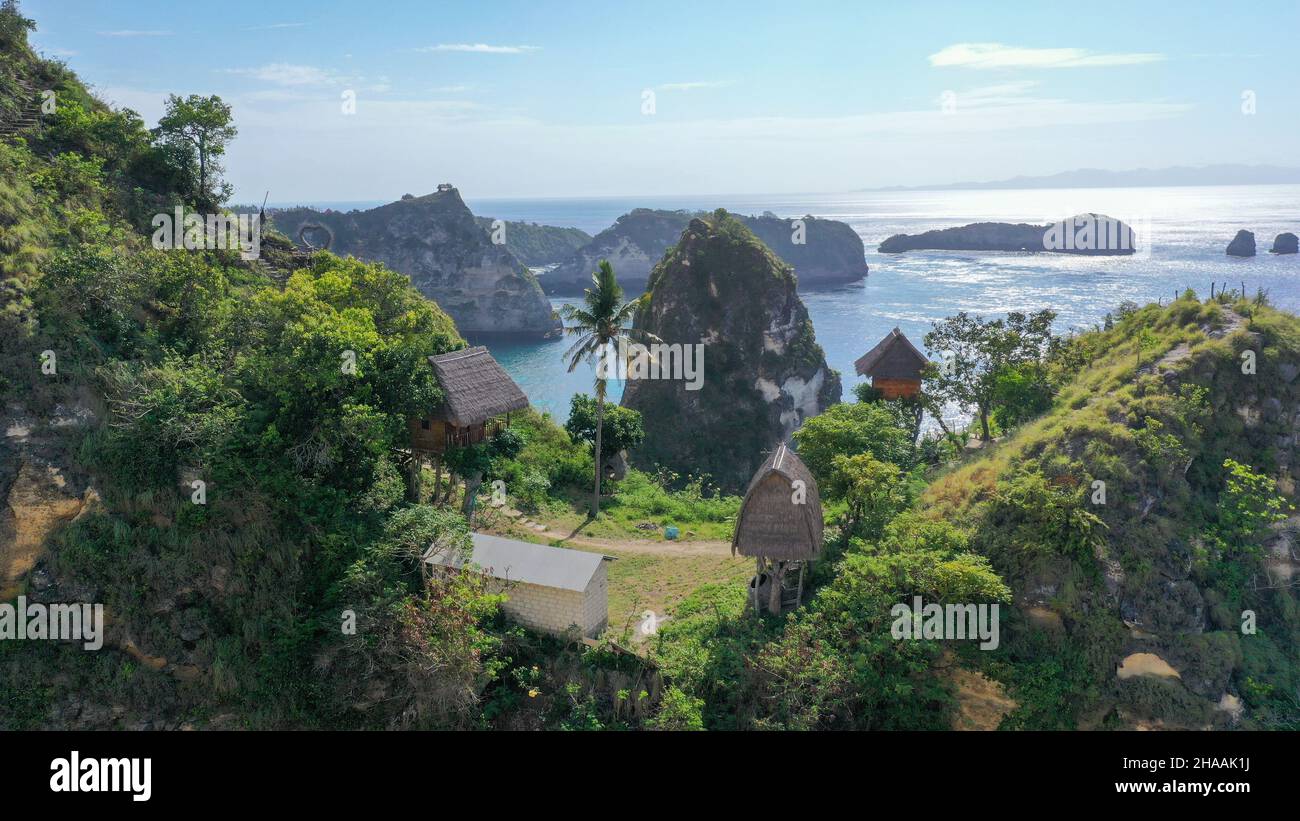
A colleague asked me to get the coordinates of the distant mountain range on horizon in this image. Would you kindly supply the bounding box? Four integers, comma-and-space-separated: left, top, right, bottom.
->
865, 164, 1300, 192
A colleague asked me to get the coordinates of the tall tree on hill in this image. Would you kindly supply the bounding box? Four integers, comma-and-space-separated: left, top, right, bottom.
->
559, 260, 659, 517
154, 94, 237, 210
924, 309, 1056, 441
0, 0, 36, 45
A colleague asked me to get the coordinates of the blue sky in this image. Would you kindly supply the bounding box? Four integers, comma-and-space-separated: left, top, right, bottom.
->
23, 0, 1299, 201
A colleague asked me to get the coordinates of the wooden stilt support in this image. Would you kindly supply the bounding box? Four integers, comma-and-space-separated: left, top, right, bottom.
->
767, 560, 784, 615
406, 451, 423, 503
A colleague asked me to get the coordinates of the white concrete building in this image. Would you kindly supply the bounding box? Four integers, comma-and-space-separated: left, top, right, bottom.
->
426, 533, 609, 638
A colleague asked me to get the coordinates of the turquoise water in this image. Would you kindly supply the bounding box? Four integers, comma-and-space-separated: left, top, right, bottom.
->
464, 185, 1299, 421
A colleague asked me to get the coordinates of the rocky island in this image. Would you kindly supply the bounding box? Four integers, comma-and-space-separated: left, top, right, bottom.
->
621, 210, 841, 492
1226, 229, 1257, 257
545, 208, 868, 294
271, 187, 560, 337
879, 213, 1137, 255
1271, 232, 1298, 255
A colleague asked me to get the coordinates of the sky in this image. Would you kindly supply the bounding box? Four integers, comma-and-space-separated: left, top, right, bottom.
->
22, 0, 1300, 202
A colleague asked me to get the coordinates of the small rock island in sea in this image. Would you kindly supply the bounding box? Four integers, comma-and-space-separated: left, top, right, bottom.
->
271, 186, 560, 337
879, 213, 1137, 255
1271, 232, 1298, 255
621, 209, 841, 492
545, 208, 868, 295
1226, 229, 1257, 257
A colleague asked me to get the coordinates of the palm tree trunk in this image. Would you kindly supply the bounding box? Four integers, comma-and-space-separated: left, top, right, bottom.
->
462, 471, 483, 524
592, 381, 605, 518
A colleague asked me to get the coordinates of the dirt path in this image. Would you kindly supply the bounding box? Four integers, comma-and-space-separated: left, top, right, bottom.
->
552, 531, 734, 557
478, 509, 736, 558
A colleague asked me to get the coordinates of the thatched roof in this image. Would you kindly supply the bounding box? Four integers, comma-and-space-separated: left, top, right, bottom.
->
854, 327, 929, 379
428, 346, 529, 427
731, 444, 823, 560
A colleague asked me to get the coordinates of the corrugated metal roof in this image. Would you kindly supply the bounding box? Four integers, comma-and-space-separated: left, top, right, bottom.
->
425, 532, 606, 592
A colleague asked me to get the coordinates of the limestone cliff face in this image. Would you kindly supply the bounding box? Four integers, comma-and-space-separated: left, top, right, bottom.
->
545, 208, 867, 295
621, 211, 841, 492
1, 399, 97, 600
273, 188, 560, 337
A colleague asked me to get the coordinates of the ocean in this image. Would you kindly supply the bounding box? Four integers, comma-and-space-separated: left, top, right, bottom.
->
284, 186, 1300, 422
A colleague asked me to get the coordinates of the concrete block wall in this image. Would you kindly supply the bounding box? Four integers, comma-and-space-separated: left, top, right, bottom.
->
497, 580, 589, 637
582, 563, 609, 637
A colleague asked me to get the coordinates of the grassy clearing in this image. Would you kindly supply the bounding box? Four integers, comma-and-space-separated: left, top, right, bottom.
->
601, 550, 752, 643
476, 507, 752, 648
509, 468, 742, 542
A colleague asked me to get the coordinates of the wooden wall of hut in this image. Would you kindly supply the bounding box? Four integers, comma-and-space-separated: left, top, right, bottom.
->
872, 377, 921, 400
408, 417, 447, 453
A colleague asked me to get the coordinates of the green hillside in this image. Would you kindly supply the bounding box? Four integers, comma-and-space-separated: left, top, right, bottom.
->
2, 3, 1296, 732
916, 294, 1300, 729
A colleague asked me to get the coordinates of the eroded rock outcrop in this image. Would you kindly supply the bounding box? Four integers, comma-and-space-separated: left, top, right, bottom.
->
1271, 232, 1298, 255
272, 187, 560, 337
1, 401, 98, 599
545, 208, 867, 295
621, 210, 841, 492
1226, 229, 1257, 257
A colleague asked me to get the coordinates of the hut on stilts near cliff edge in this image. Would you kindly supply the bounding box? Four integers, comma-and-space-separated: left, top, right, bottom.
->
731, 444, 823, 615
406, 346, 529, 504
854, 327, 928, 400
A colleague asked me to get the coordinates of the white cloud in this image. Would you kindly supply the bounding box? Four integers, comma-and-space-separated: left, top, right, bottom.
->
656, 80, 729, 92
244, 22, 307, 31
93, 86, 169, 120
930, 43, 1165, 69
97, 30, 173, 37
223, 63, 341, 87
416, 43, 540, 54
223, 92, 1198, 200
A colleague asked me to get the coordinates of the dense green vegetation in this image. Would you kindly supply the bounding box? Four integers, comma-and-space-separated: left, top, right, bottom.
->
0, 9, 589, 729
3, 5, 1297, 732
472, 216, 591, 267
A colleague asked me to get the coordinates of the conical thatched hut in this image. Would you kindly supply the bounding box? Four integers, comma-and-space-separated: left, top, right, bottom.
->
731, 444, 823, 613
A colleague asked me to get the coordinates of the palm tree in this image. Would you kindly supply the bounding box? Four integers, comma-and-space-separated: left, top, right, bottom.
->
559, 260, 659, 518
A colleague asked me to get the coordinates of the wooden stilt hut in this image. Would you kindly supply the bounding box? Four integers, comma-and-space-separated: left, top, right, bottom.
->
854, 327, 928, 400
406, 346, 529, 504
731, 444, 823, 614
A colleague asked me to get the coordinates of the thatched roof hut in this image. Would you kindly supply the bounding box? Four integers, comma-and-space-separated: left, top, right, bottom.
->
427, 346, 529, 427
854, 327, 929, 399
731, 444, 823, 561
